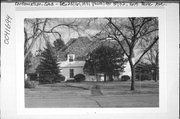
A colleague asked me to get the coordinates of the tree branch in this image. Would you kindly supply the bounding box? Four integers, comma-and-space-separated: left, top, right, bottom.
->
135, 18, 152, 36
106, 18, 131, 49
109, 35, 129, 58
25, 18, 48, 60
134, 36, 159, 66
137, 28, 158, 39
24, 31, 43, 60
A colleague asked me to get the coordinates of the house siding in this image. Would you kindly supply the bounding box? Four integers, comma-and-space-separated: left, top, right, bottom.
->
60, 67, 84, 81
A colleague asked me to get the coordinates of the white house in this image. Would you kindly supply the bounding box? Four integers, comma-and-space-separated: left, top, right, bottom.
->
57, 37, 131, 82
59, 54, 85, 81
59, 54, 105, 81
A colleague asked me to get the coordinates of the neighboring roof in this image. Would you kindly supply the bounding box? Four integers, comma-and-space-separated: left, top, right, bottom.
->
59, 61, 85, 68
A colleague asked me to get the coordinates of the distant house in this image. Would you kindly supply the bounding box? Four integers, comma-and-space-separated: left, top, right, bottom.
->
57, 37, 127, 81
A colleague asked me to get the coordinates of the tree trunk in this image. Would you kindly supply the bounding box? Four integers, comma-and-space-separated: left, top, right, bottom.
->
96, 73, 98, 82
154, 69, 157, 82
104, 74, 106, 82
130, 67, 135, 90
156, 68, 159, 81
129, 60, 135, 90
93, 64, 98, 82
139, 73, 142, 81
109, 74, 113, 81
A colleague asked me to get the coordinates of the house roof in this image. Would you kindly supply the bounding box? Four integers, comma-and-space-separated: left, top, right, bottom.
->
57, 37, 92, 61
57, 37, 122, 62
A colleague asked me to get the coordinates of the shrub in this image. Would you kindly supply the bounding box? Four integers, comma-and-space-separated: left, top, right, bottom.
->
54, 75, 65, 83
28, 73, 37, 81
74, 74, 85, 82
39, 75, 54, 84
38, 74, 65, 84
141, 75, 151, 81
25, 80, 36, 88
121, 75, 130, 81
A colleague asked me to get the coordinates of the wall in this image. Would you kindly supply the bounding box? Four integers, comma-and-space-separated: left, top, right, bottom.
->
60, 67, 84, 81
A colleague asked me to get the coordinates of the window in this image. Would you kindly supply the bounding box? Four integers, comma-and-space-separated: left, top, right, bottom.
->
70, 69, 74, 78
69, 55, 74, 62
68, 54, 75, 62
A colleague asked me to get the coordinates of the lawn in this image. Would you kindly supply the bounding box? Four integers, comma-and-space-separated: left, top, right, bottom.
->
25, 80, 159, 108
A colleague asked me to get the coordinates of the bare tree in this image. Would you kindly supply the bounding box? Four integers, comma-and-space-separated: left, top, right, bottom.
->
99, 17, 159, 90
24, 18, 48, 59
142, 41, 159, 81
24, 18, 89, 61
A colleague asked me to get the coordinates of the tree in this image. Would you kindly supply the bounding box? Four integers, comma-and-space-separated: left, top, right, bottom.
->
24, 18, 48, 59
36, 41, 62, 83
135, 62, 153, 81
24, 18, 90, 61
142, 42, 159, 82
53, 38, 65, 52
96, 17, 159, 90
84, 44, 126, 82
24, 51, 33, 74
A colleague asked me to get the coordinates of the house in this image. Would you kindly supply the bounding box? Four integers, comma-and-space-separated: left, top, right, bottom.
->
59, 53, 109, 81
59, 54, 86, 81
57, 36, 127, 81
57, 37, 97, 81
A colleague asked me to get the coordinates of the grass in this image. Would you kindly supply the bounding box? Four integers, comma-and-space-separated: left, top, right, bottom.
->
63, 80, 159, 94
25, 80, 159, 108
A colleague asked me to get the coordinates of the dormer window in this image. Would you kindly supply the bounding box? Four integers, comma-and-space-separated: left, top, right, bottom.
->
69, 55, 73, 62
68, 54, 75, 62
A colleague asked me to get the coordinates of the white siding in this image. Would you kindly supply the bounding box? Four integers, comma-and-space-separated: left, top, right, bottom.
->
85, 75, 96, 81
60, 67, 84, 81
